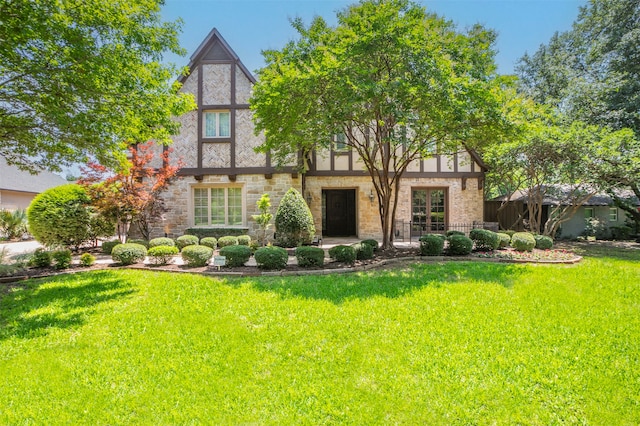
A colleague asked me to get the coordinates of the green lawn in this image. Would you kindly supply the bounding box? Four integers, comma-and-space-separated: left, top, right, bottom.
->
1, 245, 639, 424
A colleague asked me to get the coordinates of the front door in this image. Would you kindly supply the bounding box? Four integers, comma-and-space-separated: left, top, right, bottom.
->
323, 189, 356, 236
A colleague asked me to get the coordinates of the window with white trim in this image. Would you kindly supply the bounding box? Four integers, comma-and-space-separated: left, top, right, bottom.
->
203, 111, 230, 138
609, 207, 618, 222
193, 187, 243, 226
584, 207, 594, 218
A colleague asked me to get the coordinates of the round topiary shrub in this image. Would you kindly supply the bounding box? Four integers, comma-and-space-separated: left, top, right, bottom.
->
469, 228, 499, 251
199, 237, 218, 250
148, 245, 179, 265
27, 184, 92, 249
419, 234, 445, 256
361, 239, 379, 252
352, 242, 374, 260
447, 235, 473, 256
218, 236, 239, 248
446, 230, 465, 237
52, 249, 72, 270
80, 253, 96, 267
496, 233, 511, 249
101, 240, 120, 254
176, 235, 199, 250
219, 245, 252, 267
274, 188, 315, 247
111, 243, 147, 265
181, 245, 213, 267
149, 237, 175, 248
295, 246, 325, 268
127, 239, 149, 248
534, 235, 554, 250
254, 246, 288, 270
237, 235, 251, 246
328, 245, 356, 264
511, 232, 536, 252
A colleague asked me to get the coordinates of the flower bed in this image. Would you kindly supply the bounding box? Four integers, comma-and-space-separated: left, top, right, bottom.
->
475, 248, 581, 263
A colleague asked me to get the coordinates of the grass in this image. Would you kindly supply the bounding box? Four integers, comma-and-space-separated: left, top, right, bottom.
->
1, 244, 639, 424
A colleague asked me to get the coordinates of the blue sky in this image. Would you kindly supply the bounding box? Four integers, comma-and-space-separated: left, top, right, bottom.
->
161, 0, 586, 76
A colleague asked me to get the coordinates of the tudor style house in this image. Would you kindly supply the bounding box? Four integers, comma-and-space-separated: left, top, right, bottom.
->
155, 29, 487, 242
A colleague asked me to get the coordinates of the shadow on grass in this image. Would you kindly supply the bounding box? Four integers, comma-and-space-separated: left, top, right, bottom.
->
243, 261, 526, 304
0, 271, 135, 340
559, 240, 640, 261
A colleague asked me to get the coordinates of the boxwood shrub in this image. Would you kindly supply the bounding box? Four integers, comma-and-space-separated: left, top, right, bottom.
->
176, 235, 199, 250
185, 227, 247, 240
447, 235, 473, 256
219, 245, 252, 267
503, 230, 517, 237
149, 237, 175, 248
80, 253, 96, 267
52, 249, 72, 270
295, 246, 325, 268
361, 239, 379, 252
111, 243, 147, 265
127, 239, 149, 248
148, 245, 179, 265
496, 233, 511, 249
199, 237, 218, 250
101, 240, 120, 254
254, 246, 288, 270
534, 234, 554, 250
352, 242, 374, 260
419, 234, 445, 256
30, 248, 52, 268
328, 245, 356, 264
469, 228, 499, 251
511, 232, 536, 252
218, 236, 239, 248
446, 230, 465, 237
237, 235, 251, 246
181, 245, 213, 267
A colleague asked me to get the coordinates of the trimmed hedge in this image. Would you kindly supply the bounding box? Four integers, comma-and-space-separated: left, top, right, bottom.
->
446, 230, 465, 237
511, 232, 536, 252
111, 243, 147, 265
254, 246, 288, 270
447, 235, 473, 256
149, 237, 175, 248
218, 236, 239, 248
469, 228, 499, 251
219, 245, 252, 267
181, 245, 213, 267
199, 237, 218, 250
328, 245, 356, 264
127, 239, 149, 248
496, 233, 511, 249
176, 235, 199, 250
237, 235, 251, 246
419, 234, 445, 256
534, 235, 554, 250
295, 246, 325, 268
184, 227, 248, 240
148, 245, 179, 265
361, 239, 379, 252
101, 240, 120, 255
274, 188, 315, 247
352, 242, 374, 260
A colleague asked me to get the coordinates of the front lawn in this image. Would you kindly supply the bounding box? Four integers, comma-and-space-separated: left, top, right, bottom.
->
1, 245, 639, 423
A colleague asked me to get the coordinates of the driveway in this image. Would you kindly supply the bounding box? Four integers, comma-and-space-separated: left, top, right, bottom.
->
0, 240, 42, 258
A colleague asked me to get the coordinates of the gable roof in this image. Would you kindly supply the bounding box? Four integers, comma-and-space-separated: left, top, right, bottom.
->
178, 28, 256, 85
0, 157, 68, 194
491, 185, 640, 207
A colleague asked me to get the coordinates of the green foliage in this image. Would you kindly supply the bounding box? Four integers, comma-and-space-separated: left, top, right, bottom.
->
30, 248, 52, 268
218, 236, 239, 248
111, 243, 147, 265
469, 228, 500, 251
147, 245, 179, 265
583, 217, 608, 239
351, 242, 374, 260
87, 214, 116, 242
79, 253, 96, 267
219, 245, 252, 267
27, 184, 92, 249
181, 245, 213, 267
503, 230, 517, 237
149, 237, 175, 248
496, 233, 512, 248
254, 246, 288, 270
447, 235, 473, 256
511, 232, 536, 252
176, 235, 199, 250
419, 234, 445, 256
185, 227, 247, 240
361, 239, 379, 252
52, 249, 72, 270
237, 235, 251, 246
0, 209, 27, 240
610, 225, 632, 241
101, 240, 120, 255
127, 239, 149, 248
295, 246, 325, 268
534, 235, 554, 250
252, 193, 273, 246
328, 245, 356, 264
199, 237, 218, 250
446, 230, 465, 237
274, 188, 315, 247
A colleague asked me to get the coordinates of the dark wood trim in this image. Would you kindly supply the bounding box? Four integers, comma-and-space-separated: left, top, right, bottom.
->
201, 104, 250, 110
177, 166, 298, 176
436, 154, 441, 173
453, 153, 458, 173
305, 170, 484, 178
197, 64, 203, 171
462, 177, 467, 190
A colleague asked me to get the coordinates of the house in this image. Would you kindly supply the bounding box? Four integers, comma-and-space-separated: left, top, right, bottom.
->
154, 29, 487, 242
0, 157, 68, 211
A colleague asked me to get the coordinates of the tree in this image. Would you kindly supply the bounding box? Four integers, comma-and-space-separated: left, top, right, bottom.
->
251, 193, 273, 247
251, 0, 510, 249
0, 0, 195, 172
79, 141, 180, 242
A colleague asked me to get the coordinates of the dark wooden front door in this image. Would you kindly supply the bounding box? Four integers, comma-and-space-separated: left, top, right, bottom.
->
323, 189, 356, 237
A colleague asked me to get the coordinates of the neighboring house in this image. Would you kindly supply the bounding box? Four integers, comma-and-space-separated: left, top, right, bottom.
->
155, 29, 487, 241
0, 157, 68, 211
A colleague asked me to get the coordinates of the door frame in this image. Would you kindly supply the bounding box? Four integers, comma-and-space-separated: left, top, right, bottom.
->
322, 188, 357, 237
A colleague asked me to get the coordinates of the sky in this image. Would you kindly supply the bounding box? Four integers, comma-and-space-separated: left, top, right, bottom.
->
161, 0, 587, 76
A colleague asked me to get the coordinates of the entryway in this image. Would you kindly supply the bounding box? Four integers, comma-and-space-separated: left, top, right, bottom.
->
322, 189, 356, 237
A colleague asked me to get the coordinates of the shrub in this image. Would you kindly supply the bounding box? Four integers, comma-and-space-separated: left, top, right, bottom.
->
30, 248, 52, 268
127, 239, 149, 248
496, 233, 511, 249
80, 253, 96, 267
148, 245, 179, 265
295, 246, 325, 268
534, 235, 554, 250
237, 235, 251, 246
503, 230, 517, 237
328, 245, 356, 264
419, 234, 445, 256
361, 239, 379, 252
219, 245, 252, 267
218, 236, 239, 248
111, 243, 147, 265
254, 246, 288, 270
27, 184, 92, 249
447, 235, 473, 256
51, 249, 72, 270
0, 209, 27, 240
101, 240, 120, 254
176, 235, 199, 250
610, 225, 632, 240
181, 245, 213, 267
185, 227, 247, 240
469, 228, 499, 251
446, 230, 465, 237
511, 232, 536, 252
274, 188, 315, 247
352, 242, 374, 260
199, 237, 218, 250
149, 237, 175, 248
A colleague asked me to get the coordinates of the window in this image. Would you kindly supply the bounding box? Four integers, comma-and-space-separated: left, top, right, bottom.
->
333, 133, 348, 151
411, 189, 446, 235
193, 187, 243, 226
203, 111, 230, 138
584, 207, 595, 218
609, 207, 618, 222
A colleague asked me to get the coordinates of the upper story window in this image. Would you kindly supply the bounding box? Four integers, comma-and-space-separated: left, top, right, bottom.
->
333, 133, 348, 152
204, 111, 230, 138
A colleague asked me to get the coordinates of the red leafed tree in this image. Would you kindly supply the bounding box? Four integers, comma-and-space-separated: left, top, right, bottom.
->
79, 142, 180, 242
